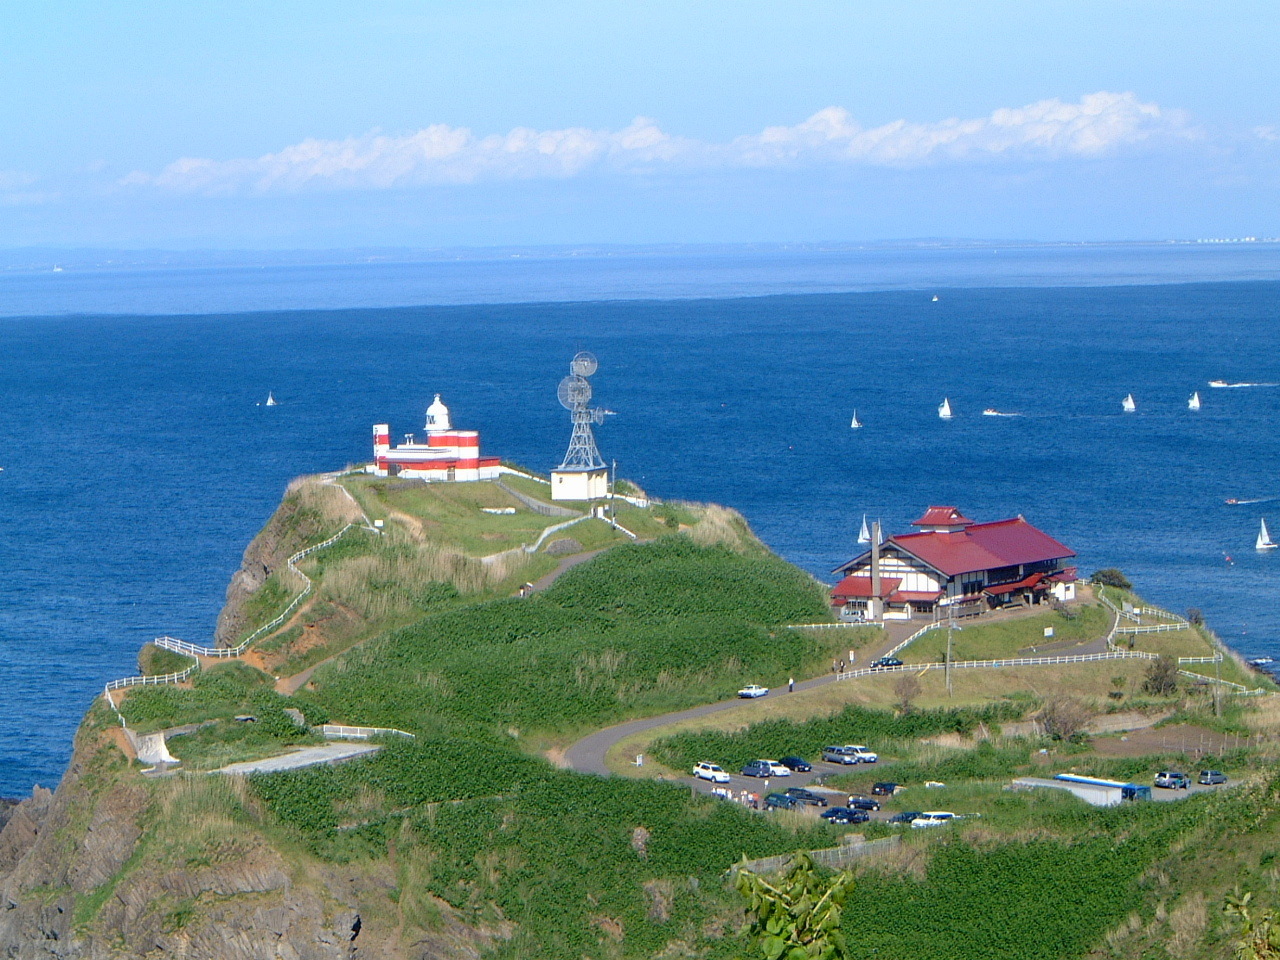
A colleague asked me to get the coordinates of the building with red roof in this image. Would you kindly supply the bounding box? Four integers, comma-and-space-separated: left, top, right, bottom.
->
830, 507, 1077, 621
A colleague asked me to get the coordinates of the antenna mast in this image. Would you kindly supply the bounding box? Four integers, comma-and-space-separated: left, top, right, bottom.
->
556, 351, 611, 470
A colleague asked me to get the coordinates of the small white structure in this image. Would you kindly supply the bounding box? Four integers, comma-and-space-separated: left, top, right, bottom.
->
552, 468, 609, 501
1012, 775, 1149, 807
371, 394, 501, 482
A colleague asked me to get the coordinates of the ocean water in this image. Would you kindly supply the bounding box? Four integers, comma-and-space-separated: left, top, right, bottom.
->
2, 246, 1280, 797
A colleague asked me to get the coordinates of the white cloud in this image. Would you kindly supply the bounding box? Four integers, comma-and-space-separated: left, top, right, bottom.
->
126, 92, 1190, 194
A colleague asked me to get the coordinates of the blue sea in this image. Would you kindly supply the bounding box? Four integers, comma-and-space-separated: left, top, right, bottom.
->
3, 242, 1280, 797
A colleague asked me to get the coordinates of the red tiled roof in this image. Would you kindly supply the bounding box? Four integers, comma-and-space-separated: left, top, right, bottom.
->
888, 589, 945, 603
982, 572, 1046, 596
892, 518, 1075, 577
913, 506, 974, 527
831, 575, 901, 600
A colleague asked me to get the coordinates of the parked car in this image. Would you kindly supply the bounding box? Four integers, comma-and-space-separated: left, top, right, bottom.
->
764, 793, 799, 810
738, 684, 769, 699
888, 810, 923, 824
821, 744, 878, 765
742, 760, 785, 778
1198, 770, 1228, 785
846, 795, 882, 812
872, 782, 899, 796
692, 761, 731, 784
821, 807, 870, 825
870, 657, 904, 668
779, 756, 812, 773
761, 760, 793, 777
1154, 771, 1191, 790
911, 811, 957, 828
784, 787, 828, 807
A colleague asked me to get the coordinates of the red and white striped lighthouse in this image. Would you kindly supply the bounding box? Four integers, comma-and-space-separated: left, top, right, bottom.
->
369, 395, 500, 482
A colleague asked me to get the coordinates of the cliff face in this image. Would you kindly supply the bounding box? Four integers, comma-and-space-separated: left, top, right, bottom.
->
0, 721, 493, 959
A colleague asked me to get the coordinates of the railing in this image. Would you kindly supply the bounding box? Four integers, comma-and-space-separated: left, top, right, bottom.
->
153, 521, 372, 659
883, 622, 945, 659
1097, 588, 1141, 623
104, 661, 197, 692
1115, 622, 1190, 635
784, 622, 873, 630
494, 478, 581, 518
1140, 605, 1187, 623
731, 836, 900, 875
320, 724, 415, 740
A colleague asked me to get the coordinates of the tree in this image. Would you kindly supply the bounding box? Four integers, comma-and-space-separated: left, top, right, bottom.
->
893, 674, 922, 714
1091, 568, 1132, 589
734, 852, 854, 960
1109, 675, 1127, 701
1144, 654, 1179, 697
1039, 695, 1091, 741
1188, 607, 1205, 627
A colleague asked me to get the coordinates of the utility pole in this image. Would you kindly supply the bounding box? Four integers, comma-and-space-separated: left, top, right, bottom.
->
610, 458, 617, 528
946, 615, 954, 698
1214, 652, 1222, 718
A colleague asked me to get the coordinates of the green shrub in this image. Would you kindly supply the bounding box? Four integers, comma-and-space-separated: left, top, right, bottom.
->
1091, 568, 1132, 590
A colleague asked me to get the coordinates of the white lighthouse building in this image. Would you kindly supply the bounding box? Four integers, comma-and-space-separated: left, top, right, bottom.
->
371, 394, 501, 482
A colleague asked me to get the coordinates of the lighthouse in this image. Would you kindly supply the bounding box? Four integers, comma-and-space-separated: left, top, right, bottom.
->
370, 394, 500, 482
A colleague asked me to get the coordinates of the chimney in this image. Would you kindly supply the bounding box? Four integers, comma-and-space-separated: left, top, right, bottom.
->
870, 520, 883, 620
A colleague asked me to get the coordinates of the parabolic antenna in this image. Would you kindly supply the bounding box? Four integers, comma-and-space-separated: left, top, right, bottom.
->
557, 374, 592, 409
570, 351, 598, 378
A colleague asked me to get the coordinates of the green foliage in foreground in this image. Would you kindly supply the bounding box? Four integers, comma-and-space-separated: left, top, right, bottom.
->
735, 853, 854, 960
137, 643, 195, 677
650, 703, 1026, 771
304, 537, 834, 737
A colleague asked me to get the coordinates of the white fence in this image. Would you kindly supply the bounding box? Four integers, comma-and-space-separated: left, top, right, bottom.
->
1115, 622, 1190, 635
104, 662, 197, 693
320, 724, 415, 740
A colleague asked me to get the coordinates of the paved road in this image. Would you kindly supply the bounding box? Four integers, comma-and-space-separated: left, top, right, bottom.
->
213, 742, 380, 775
565, 622, 913, 778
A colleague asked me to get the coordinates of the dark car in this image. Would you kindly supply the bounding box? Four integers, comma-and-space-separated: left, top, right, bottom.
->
870, 657, 904, 668
888, 811, 923, 823
784, 787, 828, 807
764, 793, 799, 810
872, 782, 899, 796
846, 795, 881, 811
741, 760, 774, 778
821, 807, 870, 825
1154, 771, 1191, 789
1198, 770, 1228, 785
779, 756, 812, 773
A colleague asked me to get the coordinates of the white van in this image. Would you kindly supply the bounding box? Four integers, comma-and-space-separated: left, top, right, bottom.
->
911, 811, 957, 828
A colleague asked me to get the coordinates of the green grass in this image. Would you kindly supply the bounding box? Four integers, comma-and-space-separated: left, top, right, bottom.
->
138, 643, 195, 677
902, 603, 1111, 663
118, 661, 325, 733
165, 716, 323, 771
303, 537, 833, 739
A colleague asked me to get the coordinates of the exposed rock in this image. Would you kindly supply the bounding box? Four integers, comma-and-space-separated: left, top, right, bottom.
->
545, 537, 582, 556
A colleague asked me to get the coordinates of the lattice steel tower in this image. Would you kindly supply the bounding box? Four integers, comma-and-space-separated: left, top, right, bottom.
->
556, 351, 611, 469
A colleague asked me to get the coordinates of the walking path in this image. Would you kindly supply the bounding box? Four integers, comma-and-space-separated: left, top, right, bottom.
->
212, 742, 380, 775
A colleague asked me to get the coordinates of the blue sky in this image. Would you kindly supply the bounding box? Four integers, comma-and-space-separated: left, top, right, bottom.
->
3, 1, 1280, 247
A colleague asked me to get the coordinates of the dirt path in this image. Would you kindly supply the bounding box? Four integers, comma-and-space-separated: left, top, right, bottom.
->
528, 549, 607, 593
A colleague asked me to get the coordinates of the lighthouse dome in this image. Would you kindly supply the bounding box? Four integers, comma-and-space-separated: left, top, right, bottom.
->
424, 394, 452, 432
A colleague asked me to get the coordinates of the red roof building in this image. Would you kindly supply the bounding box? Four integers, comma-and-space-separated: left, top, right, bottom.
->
830, 507, 1077, 622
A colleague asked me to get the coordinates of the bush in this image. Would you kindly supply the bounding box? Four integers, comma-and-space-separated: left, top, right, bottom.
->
1091, 568, 1132, 590
1144, 655, 1179, 696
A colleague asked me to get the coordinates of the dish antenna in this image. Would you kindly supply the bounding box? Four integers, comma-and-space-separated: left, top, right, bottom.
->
556, 352, 612, 470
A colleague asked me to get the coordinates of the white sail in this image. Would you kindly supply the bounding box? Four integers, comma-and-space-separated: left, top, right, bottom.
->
265, 392, 277, 406
1188, 391, 1201, 411
850, 410, 861, 429
931, 294, 939, 302
1258, 518, 1277, 551
858, 515, 871, 544
938, 398, 953, 419
1122, 394, 1136, 413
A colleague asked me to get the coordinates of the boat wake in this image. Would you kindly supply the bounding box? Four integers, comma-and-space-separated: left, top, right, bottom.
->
982, 409, 1022, 417
1225, 497, 1280, 506
1209, 380, 1278, 388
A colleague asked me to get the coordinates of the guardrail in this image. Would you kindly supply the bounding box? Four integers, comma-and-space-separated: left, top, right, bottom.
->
731, 836, 900, 875
104, 661, 197, 692
320, 724, 415, 740
883, 622, 945, 659
1140, 605, 1188, 623
1116, 622, 1191, 635
153, 521, 372, 660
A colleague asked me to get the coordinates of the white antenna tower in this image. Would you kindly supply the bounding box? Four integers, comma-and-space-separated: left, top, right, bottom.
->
557, 351, 613, 470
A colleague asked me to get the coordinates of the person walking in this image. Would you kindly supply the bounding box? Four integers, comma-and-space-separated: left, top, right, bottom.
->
788, 676, 795, 693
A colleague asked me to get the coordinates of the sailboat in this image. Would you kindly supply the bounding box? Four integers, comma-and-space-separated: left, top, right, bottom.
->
1258, 518, 1277, 551
858, 515, 871, 544
938, 398, 953, 420
1122, 394, 1136, 413
931, 295, 939, 302
1188, 391, 1201, 411
850, 410, 862, 429
265, 392, 277, 407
